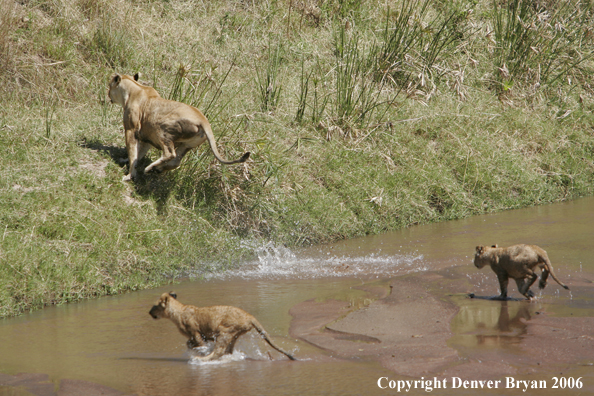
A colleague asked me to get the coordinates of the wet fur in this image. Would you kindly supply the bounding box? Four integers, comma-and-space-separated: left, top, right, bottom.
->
149, 292, 296, 361
474, 244, 569, 300
108, 73, 249, 182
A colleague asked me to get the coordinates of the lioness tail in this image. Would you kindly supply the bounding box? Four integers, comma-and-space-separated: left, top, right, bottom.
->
203, 122, 250, 165
252, 320, 297, 361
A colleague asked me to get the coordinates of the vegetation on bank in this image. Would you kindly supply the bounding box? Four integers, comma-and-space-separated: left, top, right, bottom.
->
1, 0, 593, 317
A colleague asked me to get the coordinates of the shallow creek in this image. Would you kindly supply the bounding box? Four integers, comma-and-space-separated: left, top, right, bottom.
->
1, 198, 593, 395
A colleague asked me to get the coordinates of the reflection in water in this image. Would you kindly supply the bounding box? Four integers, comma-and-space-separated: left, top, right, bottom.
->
451, 298, 535, 349
495, 302, 531, 333
477, 302, 531, 347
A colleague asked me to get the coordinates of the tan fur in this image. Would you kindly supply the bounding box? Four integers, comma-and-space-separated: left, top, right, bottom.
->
149, 292, 296, 361
108, 73, 249, 181
474, 244, 569, 300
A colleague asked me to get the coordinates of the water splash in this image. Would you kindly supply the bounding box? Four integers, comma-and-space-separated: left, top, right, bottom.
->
202, 241, 427, 280
188, 349, 247, 366
186, 332, 296, 365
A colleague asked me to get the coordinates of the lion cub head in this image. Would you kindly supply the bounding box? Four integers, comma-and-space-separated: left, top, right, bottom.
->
149, 291, 177, 319
473, 245, 498, 269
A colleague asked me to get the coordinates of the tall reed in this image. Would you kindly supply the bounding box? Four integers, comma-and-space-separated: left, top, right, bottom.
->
492, 0, 594, 92
256, 42, 284, 112
332, 25, 388, 130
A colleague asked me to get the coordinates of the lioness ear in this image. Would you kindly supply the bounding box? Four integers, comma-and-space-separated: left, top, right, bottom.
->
491, 244, 498, 248
134, 72, 140, 81
112, 74, 121, 84
168, 292, 177, 299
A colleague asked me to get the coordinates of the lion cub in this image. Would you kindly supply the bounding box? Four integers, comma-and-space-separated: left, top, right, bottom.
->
474, 244, 569, 300
149, 292, 296, 361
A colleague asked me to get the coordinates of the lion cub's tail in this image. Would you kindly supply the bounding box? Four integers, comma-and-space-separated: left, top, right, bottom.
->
252, 319, 297, 361
540, 254, 570, 291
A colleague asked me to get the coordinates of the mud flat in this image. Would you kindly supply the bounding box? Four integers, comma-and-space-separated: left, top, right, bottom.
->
290, 265, 594, 393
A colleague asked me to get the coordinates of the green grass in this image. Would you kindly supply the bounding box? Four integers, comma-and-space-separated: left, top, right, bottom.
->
0, 0, 593, 317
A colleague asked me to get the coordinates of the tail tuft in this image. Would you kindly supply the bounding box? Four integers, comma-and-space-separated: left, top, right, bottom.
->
563, 285, 570, 290
239, 152, 250, 162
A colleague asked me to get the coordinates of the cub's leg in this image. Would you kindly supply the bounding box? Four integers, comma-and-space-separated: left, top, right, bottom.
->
187, 336, 206, 349
519, 271, 538, 298
197, 333, 235, 361
225, 330, 248, 355
539, 268, 550, 289
494, 272, 509, 300
514, 278, 535, 299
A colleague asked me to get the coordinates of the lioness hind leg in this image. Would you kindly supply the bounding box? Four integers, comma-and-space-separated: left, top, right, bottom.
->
156, 144, 192, 172
144, 142, 176, 174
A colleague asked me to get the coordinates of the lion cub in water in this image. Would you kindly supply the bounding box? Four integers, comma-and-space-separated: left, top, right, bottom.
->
149, 292, 296, 361
474, 244, 569, 300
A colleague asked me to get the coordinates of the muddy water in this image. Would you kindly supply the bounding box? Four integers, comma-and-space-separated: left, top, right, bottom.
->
1, 197, 593, 396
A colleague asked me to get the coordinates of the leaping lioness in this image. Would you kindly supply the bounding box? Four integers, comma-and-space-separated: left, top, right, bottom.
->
149, 292, 297, 361
108, 73, 249, 181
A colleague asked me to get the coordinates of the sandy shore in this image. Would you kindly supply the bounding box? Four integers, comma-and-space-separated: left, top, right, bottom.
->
289, 267, 594, 383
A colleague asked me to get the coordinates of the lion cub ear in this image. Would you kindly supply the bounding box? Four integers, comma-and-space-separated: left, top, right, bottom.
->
168, 292, 177, 299
491, 244, 498, 248
475, 246, 483, 254
112, 74, 121, 84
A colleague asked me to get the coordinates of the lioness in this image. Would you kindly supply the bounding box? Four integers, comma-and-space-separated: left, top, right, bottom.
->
149, 292, 297, 361
474, 244, 569, 300
108, 73, 249, 181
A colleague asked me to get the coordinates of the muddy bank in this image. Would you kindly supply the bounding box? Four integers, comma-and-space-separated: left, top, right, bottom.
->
289, 266, 594, 383
0, 373, 128, 396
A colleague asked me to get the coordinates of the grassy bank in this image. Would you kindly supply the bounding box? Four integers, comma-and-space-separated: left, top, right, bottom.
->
1, 0, 593, 317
